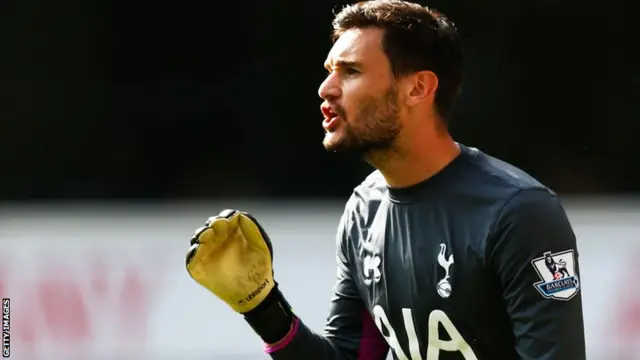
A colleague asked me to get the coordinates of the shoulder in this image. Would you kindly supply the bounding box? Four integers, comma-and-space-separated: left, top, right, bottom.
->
456, 146, 573, 242
337, 170, 387, 238
355, 169, 387, 198
461, 146, 564, 217
497, 187, 568, 226
461, 145, 552, 194
348, 170, 388, 216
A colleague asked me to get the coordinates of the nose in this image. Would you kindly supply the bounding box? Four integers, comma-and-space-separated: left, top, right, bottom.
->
318, 73, 341, 101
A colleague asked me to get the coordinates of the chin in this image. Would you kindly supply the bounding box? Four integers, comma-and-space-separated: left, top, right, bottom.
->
322, 133, 339, 151
324, 133, 363, 154
322, 131, 345, 152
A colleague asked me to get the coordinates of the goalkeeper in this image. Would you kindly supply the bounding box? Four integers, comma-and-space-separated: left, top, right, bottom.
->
185, 1, 587, 359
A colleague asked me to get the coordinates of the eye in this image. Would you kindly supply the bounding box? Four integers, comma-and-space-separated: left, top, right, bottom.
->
344, 67, 359, 75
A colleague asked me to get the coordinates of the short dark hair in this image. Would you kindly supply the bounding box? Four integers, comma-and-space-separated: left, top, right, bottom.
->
332, 0, 463, 121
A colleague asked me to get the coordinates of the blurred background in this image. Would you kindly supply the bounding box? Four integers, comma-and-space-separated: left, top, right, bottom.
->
0, 0, 638, 359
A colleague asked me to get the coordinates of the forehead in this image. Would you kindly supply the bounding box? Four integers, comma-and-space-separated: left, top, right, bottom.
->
324, 28, 387, 67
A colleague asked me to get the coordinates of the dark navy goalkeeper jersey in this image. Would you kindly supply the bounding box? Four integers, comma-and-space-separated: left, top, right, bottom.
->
268, 144, 586, 360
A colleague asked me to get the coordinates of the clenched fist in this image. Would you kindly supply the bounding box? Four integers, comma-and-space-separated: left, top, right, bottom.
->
186, 209, 275, 313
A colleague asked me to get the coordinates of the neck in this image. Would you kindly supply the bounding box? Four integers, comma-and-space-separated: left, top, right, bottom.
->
365, 122, 460, 189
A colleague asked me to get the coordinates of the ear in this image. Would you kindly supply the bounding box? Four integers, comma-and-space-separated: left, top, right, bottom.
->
405, 70, 438, 106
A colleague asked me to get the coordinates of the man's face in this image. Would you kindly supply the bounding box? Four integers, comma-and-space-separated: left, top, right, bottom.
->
318, 27, 402, 155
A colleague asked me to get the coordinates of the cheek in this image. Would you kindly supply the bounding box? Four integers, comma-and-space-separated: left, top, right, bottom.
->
340, 87, 365, 120
341, 79, 384, 114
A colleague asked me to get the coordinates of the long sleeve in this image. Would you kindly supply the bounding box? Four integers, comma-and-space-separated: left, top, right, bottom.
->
488, 188, 586, 359
266, 205, 390, 360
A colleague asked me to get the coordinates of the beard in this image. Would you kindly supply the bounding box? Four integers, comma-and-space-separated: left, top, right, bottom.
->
322, 85, 402, 157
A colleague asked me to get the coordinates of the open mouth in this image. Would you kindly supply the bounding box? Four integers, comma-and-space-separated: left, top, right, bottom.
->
321, 105, 342, 131
320, 104, 341, 131
321, 104, 338, 119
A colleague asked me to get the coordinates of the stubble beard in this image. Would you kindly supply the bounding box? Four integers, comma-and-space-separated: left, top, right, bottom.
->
322, 86, 402, 163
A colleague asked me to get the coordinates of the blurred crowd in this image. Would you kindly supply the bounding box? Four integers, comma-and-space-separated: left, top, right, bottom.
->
1, 0, 637, 201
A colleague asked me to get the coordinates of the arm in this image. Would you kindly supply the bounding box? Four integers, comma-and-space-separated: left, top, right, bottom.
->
243, 206, 389, 360
488, 188, 586, 360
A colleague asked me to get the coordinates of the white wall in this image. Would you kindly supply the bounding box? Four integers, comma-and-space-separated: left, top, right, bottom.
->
0, 199, 638, 359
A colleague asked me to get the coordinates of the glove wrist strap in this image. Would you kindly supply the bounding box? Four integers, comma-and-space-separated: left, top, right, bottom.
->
243, 284, 295, 344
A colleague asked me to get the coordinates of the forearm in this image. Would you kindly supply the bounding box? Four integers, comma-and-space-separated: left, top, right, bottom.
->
244, 287, 385, 360
244, 288, 353, 360
266, 318, 353, 360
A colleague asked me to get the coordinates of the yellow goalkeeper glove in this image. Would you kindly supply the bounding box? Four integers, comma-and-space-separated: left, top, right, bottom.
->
186, 209, 275, 313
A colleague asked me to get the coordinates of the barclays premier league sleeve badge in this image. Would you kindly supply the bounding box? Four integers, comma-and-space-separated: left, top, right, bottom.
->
531, 250, 580, 301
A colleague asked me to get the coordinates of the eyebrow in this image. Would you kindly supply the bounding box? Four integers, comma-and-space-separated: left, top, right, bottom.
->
324, 59, 362, 71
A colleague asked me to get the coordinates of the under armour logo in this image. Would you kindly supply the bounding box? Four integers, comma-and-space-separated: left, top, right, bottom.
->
363, 255, 381, 285
436, 243, 454, 298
